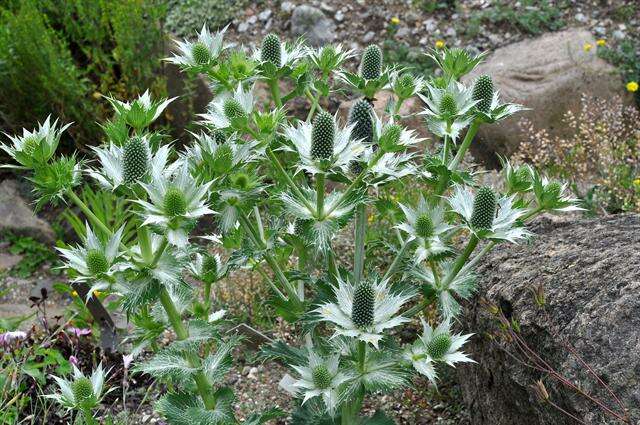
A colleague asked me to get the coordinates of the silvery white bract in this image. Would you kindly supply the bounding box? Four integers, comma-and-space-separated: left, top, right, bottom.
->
314, 276, 415, 348
391, 71, 427, 99
418, 81, 477, 142
1, 115, 71, 168
282, 119, 364, 175
126, 233, 185, 288
287, 351, 350, 416
404, 318, 474, 385
532, 171, 584, 213
307, 44, 355, 73
200, 84, 254, 129
397, 199, 452, 263
188, 252, 228, 283
57, 223, 124, 299
449, 185, 531, 242
475, 90, 527, 123
184, 132, 263, 172
106, 90, 175, 129
165, 24, 229, 68
135, 160, 213, 247
45, 363, 112, 410
411, 260, 476, 318
253, 38, 307, 69
88, 143, 171, 190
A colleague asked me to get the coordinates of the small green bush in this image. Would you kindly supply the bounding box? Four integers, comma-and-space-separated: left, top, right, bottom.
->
0, 0, 167, 150
164, 0, 251, 38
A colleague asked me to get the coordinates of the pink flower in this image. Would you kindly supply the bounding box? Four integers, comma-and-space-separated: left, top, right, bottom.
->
67, 327, 92, 338
122, 353, 134, 369
69, 355, 79, 367
0, 331, 27, 349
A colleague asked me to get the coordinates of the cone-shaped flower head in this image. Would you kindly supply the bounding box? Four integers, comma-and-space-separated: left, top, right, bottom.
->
106, 90, 175, 130
470, 186, 496, 230
163, 187, 188, 217
426, 333, 452, 359
472, 75, 494, 114
310, 111, 335, 160
191, 42, 211, 65
165, 24, 229, 68
439, 93, 458, 118
188, 252, 227, 284
86, 249, 109, 275
200, 84, 254, 130
311, 364, 332, 389
351, 281, 375, 328
360, 45, 382, 80
223, 97, 247, 121
415, 213, 435, 239
348, 99, 374, 144
397, 198, 452, 263
72, 376, 96, 409
122, 136, 150, 184
261, 33, 282, 68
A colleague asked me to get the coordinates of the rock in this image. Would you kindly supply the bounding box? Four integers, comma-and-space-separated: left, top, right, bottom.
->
290, 5, 335, 47
258, 9, 272, 22
237, 22, 249, 33
395, 27, 410, 39
335, 10, 345, 22
281, 2, 295, 14
363, 31, 375, 43
574, 12, 587, 23
0, 180, 55, 244
461, 28, 631, 168
459, 214, 640, 424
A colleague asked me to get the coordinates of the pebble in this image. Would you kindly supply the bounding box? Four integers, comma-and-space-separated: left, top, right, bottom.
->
363, 31, 375, 43
237, 22, 249, 33
445, 27, 456, 37
280, 1, 295, 13
335, 10, 344, 22
612, 29, 625, 40
423, 18, 437, 32
248, 366, 259, 380
247, 15, 257, 25
258, 9, 272, 21
396, 26, 410, 38
575, 12, 587, 23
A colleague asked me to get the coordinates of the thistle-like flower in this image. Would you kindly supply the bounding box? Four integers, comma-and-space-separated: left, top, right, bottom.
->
425, 47, 487, 81
87, 139, 171, 190
57, 223, 124, 299
283, 111, 364, 175
45, 363, 111, 412
200, 84, 254, 130
411, 260, 476, 318
531, 170, 583, 213
397, 198, 452, 263
165, 24, 229, 69
106, 91, 175, 131
348, 99, 374, 145
308, 44, 355, 76
391, 72, 427, 100
404, 318, 474, 384
188, 252, 228, 284
253, 35, 306, 73
470, 75, 526, 123
314, 276, 415, 348
448, 185, 531, 242
418, 80, 477, 142
287, 351, 350, 415
261, 33, 282, 68
1, 116, 71, 168
359, 45, 383, 80
501, 158, 533, 195
135, 160, 213, 246
30, 155, 82, 209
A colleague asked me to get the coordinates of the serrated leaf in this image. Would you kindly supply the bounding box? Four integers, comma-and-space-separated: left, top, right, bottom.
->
135, 349, 196, 381
203, 340, 237, 384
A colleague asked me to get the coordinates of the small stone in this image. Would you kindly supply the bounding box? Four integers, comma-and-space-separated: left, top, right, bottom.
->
363, 31, 375, 43
335, 10, 344, 22
594, 26, 606, 35
258, 9, 272, 21
248, 366, 259, 380
613, 30, 625, 40
423, 18, 437, 32
419, 37, 428, 46
280, 1, 295, 13
237, 22, 249, 33
247, 15, 257, 25
319, 2, 334, 12
395, 27, 410, 38
290, 5, 336, 46
445, 27, 456, 37
574, 12, 587, 23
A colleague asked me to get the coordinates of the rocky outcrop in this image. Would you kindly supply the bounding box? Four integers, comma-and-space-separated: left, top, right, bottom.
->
0, 179, 55, 244
462, 28, 631, 167
290, 5, 335, 47
459, 214, 640, 424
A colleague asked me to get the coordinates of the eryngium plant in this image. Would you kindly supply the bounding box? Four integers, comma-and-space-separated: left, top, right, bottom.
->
2, 27, 581, 424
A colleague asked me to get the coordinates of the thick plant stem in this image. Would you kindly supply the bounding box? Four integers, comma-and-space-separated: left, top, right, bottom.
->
237, 212, 302, 306
434, 121, 480, 198
268, 79, 282, 108
353, 204, 367, 285
67, 190, 113, 238
316, 173, 325, 219
81, 408, 97, 425
357, 340, 367, 372
382, 240, 412, 282
441, 234, 478, 288
158, 287, 216, 410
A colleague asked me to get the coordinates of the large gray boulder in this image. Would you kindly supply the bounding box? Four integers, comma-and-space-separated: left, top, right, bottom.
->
0, 179, 55, 244
290, 5, 335, 47
462, 28, 631, 167
459, 214, 640, 424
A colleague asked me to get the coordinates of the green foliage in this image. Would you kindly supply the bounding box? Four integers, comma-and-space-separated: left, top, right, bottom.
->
383, 40, 435, 77
1, 232, 58, 277
0, 0, 167, 148
464, 0, 566, 37
598, 39, 640, 106
164, 0, 251, 38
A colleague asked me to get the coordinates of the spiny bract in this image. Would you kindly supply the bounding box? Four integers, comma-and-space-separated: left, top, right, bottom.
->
360, 45, 382, 80
439, 93, 458, 117
472, 75, 494, 113
86, 249, 109, 275
261, 33, 282, 68
122, 136, 149, 184
164, 187, 187, 216
223, 98, 246, 120
310, 111, 335, 160
348, 99, 374, 144
312, 365, 332, 389
427, 333, 452, 359
470, 186, 496, 230
202, 255, 218, 282
351, 281, 375, 328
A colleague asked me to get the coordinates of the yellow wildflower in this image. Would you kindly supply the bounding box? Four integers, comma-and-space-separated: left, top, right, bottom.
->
583, 42, 593, 52
633, 177, 640, 186
71, 290, 78, 297
94, 290, 102, 297
596, 39, 606, 47
435, 40, 445, 49
390, 17, 400, 25
626, 81, 639, 93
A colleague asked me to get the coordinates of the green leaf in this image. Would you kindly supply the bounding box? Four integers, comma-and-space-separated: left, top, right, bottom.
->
203, 339, 237, 384
363, 410, 396, 425
244, 408, 286, 425
135, 349, 196, 381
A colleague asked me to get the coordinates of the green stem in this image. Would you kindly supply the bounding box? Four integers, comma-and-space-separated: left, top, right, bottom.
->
203, 281, 212, 313
253, 206, 265, 242
441, 234, 478, 289
150, 236, 168, 268
158, 287, 216, 409
237, 211, 301, 306
353, 204, 367, 285
268, 79, 282, 108
255, 265, 287, 301
392, 96, 406, 119
67, 190, 112, 238
442, 135, 450, 163
382, 240, 412, 282
81, 408, 97, 425
357, 340, 366, 372
429, 259, 441, 287
137, 228, 153, 264
449, 120, 480, 171
266, 147, 315, 213
305, 89, 320, 122
207, 69, 233, 91
315, 173, 325, 219
326, 249, 339, 282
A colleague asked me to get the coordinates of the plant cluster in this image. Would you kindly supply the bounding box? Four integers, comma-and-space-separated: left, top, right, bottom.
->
0, 0, 167, 149
1, 24, 581, 424
515, 94, 640, 214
